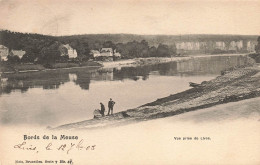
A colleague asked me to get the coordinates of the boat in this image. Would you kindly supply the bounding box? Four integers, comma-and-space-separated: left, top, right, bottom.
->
189, 82, 201, 88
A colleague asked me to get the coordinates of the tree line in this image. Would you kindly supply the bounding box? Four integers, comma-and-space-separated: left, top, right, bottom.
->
0, 30, 177, 64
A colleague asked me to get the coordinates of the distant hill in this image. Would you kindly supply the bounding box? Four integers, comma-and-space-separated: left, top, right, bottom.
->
1, 30, 258, 49
58, 33, 258, 46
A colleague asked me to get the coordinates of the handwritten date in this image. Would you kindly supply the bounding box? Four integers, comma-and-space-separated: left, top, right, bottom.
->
14, 139, 96, 154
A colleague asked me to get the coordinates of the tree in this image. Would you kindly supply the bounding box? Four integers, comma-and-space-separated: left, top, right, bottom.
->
69, 39, 90, 61
21, 48, 38, 63
103, 41, 116, 50
156, 44, 170, 57
148, 46, 157, 57
7, 54, 20, 64
169, 44, 177, 55
39, 41, 62, 64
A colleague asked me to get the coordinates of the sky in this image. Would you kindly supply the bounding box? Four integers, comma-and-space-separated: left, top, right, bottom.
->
0, 0, 259, 36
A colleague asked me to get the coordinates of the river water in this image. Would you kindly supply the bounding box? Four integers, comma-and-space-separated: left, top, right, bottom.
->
0, 55, 253, 127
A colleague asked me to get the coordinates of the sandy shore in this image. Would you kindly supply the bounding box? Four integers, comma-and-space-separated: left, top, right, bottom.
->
55, 64, 260, 130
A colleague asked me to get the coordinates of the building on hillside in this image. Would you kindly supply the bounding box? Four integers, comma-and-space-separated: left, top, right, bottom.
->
90, 48, 121, 61
114, 51, 121, 58
90, 50, 101, 58
100, 48, 113, 57
60, 44, 77, 58
0, 45, 9, 61
11, 50, 26, 59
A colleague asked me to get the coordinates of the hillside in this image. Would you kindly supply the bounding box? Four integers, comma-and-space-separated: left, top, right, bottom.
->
58, 33, 259, 47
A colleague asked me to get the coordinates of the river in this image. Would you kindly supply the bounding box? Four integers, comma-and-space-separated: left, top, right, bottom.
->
0, 55, 253, 127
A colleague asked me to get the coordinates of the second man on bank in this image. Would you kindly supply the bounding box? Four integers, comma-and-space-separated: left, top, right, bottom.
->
107, 98, 116, 115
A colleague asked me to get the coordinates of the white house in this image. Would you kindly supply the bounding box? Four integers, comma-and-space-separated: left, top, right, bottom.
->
0, 45, 9, 61
60, 44, 77, 58
90, 50, 101, 58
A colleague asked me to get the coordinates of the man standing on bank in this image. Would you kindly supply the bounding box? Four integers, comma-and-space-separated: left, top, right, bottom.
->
107, 98, 116, 115
100, 102, 105, 117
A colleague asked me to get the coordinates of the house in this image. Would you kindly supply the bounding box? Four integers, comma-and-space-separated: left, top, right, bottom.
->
90, 50, 101, 58
0, 45, 9, 61
11, 50, 26, 59
113, 49, 121, 58
100, 48, 113, 57
64, 44, 77, 58
90, 48, 121, 61
91, 48, 113, 61
60, 44, 77, 58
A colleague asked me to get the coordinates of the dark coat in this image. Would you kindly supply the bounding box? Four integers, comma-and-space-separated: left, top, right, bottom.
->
100, 104, 105, 113
108, 100, 115, 108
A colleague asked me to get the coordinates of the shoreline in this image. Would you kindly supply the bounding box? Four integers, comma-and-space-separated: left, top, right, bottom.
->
54, 64, 260, 130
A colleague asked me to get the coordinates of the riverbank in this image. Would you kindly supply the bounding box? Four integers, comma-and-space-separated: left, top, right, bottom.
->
0, 61, 102, 74
55, 64, 260, 130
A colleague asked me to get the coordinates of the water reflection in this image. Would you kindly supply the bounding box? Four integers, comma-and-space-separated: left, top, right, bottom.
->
0, 55, 252, 95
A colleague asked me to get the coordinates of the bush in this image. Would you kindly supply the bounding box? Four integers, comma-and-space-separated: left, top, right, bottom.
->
249, 53, 260, 63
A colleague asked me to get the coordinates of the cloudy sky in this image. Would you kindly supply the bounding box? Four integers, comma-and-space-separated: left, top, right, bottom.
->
0, 0, 259, 36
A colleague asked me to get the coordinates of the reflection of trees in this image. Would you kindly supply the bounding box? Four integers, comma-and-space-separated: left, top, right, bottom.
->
0, 70, 70, 95
157, 62, 178, 75
0, 69, 99, 94
110, 62, 178, 80
74, 71, 91, 90
112, 66, 150, 81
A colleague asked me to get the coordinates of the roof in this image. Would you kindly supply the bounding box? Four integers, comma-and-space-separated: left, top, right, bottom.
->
62, 44, 73, 50
11, 50, 26, 57
101, 48, 113, 52
91, 50, 100, 53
